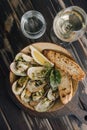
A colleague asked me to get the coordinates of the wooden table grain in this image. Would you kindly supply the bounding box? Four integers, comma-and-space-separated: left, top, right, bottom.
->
0, 0, 87, 130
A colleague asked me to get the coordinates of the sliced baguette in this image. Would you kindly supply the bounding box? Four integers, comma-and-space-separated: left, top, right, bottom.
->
58, 74, 73, 104
43, 50, 85, 81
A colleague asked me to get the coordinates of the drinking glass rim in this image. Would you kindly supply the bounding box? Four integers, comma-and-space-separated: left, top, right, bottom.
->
53, 6, 87, 25
21, 10, 46, 39
53, 6, 87, 42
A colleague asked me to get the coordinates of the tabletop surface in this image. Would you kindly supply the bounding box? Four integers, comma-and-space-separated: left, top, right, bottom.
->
0, 0, 87, 130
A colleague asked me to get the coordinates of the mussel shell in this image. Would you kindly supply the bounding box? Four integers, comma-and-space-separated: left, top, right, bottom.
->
15, 52, 33, 62
10, 62, 27, 76
10, 53, 33, 76
34, 98, 54, 112
26, 80, 46, 92
12, 80, 25, 95
47, 89, 56, 101
21, 88, 31, 103
32, 88, 45, 101
12, 77, 28, 95
27, 66, 46, 80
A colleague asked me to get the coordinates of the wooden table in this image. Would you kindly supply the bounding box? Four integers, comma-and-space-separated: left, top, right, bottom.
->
0, 0, 87, 130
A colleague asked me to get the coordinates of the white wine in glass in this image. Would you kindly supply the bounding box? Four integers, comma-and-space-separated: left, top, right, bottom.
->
53, 6, 87, 44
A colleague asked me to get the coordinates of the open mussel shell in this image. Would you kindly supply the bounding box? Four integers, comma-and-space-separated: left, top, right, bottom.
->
10, 62, 27, 76
34, 98, 54, 112
32, 88, 44, 101
26, 80, 47, 93
27, 66, 47, 80
21, 88, 31, 103
10, 53, 33, 76
15, 52, 33, 62
12, 77, 28, 95
12, 80, 25, 95
47, 88, 59, 101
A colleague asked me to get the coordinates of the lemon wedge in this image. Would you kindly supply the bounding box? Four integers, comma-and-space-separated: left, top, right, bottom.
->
29, 45, 54, 67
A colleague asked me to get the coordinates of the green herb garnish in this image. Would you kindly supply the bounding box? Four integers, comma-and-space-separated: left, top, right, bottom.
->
50, 68, 61, 91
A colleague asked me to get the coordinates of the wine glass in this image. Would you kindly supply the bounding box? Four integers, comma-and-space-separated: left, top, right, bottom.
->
21, 10, 46, 39
51, 6, 87, 47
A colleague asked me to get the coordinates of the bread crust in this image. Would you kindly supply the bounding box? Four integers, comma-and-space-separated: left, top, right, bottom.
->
43, 50, 85, 81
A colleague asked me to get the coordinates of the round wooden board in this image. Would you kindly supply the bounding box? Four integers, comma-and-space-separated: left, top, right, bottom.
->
9, 42, 78, 116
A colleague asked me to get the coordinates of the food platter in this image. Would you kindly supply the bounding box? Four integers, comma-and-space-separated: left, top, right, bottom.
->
9, 42, 83, 117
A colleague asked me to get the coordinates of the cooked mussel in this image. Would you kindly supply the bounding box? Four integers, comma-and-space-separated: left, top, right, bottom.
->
47, 88, 59, 101
10, 53, 33, 76
15, 52, 33, 62
21, 88, 31, 103
34, 98, 54, 112
10, 62, 27, 76
26, 80, 47, 92
32, 88, 45, 101
12, 76, 28, 95
27, 66, 47, 80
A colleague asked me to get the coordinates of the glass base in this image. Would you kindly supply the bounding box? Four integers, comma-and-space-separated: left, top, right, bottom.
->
50, 28, 71, 48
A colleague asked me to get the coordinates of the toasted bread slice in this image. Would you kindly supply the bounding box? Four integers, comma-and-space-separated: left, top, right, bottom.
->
58, 74, 73, 104
43, 50, 85, 81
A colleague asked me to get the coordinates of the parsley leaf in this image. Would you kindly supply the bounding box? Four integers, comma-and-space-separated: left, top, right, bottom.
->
50, 68, 61, 91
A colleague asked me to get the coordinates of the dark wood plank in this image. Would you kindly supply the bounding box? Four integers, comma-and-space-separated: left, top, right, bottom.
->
0, 108, 10, 130
71, 0, 87, 12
